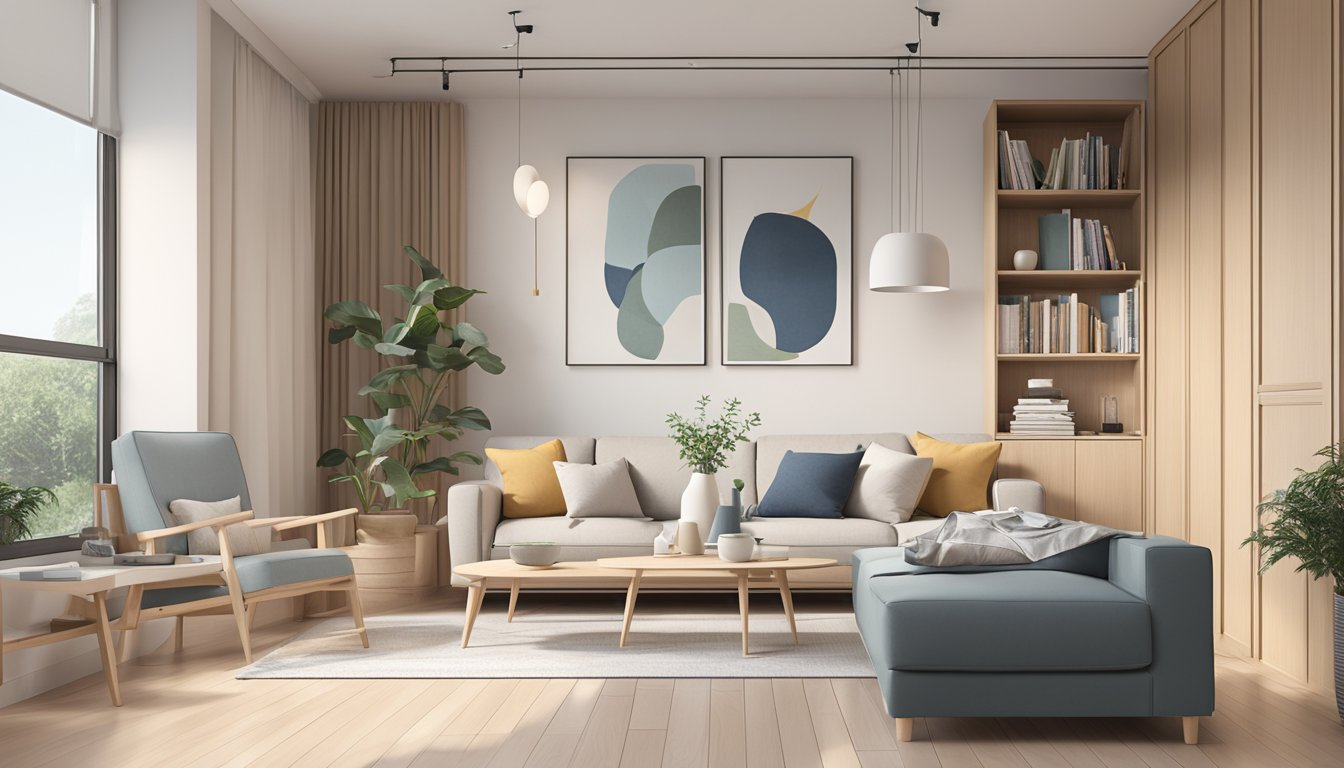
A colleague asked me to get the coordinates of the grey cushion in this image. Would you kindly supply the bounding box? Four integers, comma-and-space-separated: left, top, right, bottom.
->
168, 496, 266, 557
554, 458, 646, 518
111, 432, 255, 555
595, 436, 756, 520
860, 569, 1151, 672
755, 434, 912, 497
484, 437, 596, 486
232, 549, 353, 593
139, 585, 230, 611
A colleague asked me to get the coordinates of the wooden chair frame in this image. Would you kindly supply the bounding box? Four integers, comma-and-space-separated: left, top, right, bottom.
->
94, 484, 369, 663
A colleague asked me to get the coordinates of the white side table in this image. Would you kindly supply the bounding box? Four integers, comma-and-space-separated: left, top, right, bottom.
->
0, 556, 222, 706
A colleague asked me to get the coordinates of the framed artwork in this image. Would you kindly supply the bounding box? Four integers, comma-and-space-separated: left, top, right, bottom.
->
566, 156, 707, 365
720, 156, 853, 365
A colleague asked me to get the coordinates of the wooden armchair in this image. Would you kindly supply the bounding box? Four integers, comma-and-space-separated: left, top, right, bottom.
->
104, 431, 370, 663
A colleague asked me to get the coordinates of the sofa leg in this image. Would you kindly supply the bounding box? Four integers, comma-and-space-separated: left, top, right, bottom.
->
1182, 716, 1199, 745
895, 718, 913, 742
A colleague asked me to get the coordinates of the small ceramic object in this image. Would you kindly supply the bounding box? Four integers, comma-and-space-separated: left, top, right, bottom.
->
675, 521, 704, 555
509, 542, 560, 568
708, 486, 744, 542
1013, 249, 1039, 271
717, 533, 756, 562
679, 472, 718, 545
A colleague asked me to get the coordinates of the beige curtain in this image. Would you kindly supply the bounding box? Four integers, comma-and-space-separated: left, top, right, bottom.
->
206, 29, 319, 520
314, 102, 467, 532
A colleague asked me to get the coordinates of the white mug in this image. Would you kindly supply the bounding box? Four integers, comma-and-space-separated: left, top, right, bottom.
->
717, 533, 756, 562
675, 521, 704, 555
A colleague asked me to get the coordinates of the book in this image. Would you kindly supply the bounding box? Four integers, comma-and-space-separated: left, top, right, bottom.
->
1038, 211, 1071, 270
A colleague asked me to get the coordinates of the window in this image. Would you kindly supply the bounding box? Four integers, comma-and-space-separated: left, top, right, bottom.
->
0, 88, 116, 558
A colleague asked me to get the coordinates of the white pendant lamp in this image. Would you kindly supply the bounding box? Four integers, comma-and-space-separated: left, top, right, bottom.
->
869, 8, 948, 293
508, 11, 547, 219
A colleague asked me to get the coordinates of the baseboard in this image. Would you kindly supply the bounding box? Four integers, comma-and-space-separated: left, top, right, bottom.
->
1214, 633, 1251, 658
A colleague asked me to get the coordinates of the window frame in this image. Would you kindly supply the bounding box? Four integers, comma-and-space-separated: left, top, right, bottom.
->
0, 132, 117, 560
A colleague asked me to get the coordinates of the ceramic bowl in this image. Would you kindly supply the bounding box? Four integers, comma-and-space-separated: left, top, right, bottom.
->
717, 533, 757, 563
509, 542, 560, 568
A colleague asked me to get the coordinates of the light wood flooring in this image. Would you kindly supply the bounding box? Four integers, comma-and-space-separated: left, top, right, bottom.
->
1, 591, 1342, 767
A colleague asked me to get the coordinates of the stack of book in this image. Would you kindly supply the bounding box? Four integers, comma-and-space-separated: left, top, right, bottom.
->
1038, 209, 1124, 271
1009, 380, 1075, 436
997, 130, 1042, 189
1039, 134, 1120, 190
997, 288, 1140, 354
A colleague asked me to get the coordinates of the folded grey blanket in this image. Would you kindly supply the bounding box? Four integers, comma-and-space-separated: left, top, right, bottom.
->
904, 509, 1139, 567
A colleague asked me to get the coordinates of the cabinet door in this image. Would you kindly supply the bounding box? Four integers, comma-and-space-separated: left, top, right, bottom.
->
1074, 440, 1143, 531
996, 440, 1075, 520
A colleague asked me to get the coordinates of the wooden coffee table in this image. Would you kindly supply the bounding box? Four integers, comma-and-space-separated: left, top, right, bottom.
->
452, 556, 836, 655
596, 555, 837, 656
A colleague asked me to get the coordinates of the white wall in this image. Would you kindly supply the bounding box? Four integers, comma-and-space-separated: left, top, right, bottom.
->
460, 82, 1144, 444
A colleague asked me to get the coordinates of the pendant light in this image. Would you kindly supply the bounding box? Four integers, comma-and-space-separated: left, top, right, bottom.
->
508, 11, 548, 219
869, 7, 948, 293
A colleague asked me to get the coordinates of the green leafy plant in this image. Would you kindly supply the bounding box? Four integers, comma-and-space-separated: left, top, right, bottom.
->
665, 395, 762, 475
1242, 443, 1344, 596
317, 246, 504, 513
0, 481, 56, 545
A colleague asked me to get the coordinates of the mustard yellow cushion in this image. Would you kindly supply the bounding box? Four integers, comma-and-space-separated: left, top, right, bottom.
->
911, 432, 1002, 517
486, 439, 569, 518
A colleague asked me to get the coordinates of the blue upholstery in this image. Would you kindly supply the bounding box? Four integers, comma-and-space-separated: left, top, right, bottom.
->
141, 585, 230, 610
853, 536, 1214, 719
111, 432, 254, 555
233, 548, 354, 593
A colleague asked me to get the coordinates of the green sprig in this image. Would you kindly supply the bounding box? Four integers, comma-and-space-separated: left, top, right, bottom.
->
665, 395, 762, 475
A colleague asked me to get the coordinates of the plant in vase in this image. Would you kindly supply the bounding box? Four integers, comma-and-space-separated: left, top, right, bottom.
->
317, 245, 504, 522
0, 481, 55, 545
666, 396, 761, 544
1242, 443, 1344, 720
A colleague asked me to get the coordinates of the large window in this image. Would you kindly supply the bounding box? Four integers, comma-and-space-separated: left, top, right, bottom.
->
0, 88, 116, 558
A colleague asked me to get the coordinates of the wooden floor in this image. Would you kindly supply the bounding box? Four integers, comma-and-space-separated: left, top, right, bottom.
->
1, 593, 1342, 768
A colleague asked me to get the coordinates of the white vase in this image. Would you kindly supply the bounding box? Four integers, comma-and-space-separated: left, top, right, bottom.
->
679, 472, 719, 545
1013, 249, 1039, 271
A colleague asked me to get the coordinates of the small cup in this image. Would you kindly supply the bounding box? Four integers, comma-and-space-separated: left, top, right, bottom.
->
717, 533, 756, 562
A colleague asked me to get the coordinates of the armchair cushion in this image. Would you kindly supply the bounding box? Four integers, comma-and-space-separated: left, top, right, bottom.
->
168, 496, 266, 556
233, 549, 354, 594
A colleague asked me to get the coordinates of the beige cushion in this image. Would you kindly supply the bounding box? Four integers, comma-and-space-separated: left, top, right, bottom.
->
554, 458, 646, 518
595, 436, 756, 521
740, 517, 900, 548
756, 434, 914, 497
167, 496, 265, 556
844, 443, 934, 524
494, 516, 667, 547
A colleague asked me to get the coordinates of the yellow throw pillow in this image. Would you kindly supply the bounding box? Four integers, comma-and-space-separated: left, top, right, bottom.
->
911, 432, 1002, 517
486, 439, 569, 518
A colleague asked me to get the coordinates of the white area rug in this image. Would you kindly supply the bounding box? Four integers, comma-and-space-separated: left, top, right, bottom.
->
237, 596, 874, 679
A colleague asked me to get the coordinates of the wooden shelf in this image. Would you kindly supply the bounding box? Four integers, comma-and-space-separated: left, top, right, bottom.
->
997, 270, 1141, 288
997, 353, 1140, 361
996, 189, 1141, 209
996, 433, 1144, 441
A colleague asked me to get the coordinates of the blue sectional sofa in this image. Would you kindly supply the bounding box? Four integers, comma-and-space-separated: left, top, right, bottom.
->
852, 536, 1214, 744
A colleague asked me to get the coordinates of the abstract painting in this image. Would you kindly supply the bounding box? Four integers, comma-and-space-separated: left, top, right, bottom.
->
567, 157, 706, 365
721, 157, 852, 365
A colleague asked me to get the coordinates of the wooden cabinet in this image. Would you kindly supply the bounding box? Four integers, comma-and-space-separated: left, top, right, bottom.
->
998, 438, 1142, 530
997, 439, 1076, 520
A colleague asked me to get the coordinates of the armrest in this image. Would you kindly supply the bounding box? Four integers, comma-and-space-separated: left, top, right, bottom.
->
1109, 536, 1214, 716
260, 507, 359, 532
442, 480, 502, 586
992, 478, 1044, 514
136, 511, 255, 542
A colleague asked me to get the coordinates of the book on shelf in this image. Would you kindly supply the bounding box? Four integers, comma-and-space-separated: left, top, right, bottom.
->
1037, 209, 1123, 271
1037, 132, 1123, 190
997, 287, 1140, 354
1010, 393, 1076, 435
997, 130, 1043, 190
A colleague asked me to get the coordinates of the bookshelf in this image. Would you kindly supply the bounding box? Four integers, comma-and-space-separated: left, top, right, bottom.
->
983, 100, 1146, 530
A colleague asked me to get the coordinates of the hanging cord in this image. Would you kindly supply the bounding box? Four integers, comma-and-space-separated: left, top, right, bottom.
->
915, 11, 926, 232
516, 31, 523, 167
533, 218, 539, 296
888, 68, 895, 234
901, 58, 910, 232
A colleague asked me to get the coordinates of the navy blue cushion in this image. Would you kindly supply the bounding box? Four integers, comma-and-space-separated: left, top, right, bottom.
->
757, 450, 865, 519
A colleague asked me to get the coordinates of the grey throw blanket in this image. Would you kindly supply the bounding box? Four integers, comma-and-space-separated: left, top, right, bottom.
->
904, 509, 1138, 567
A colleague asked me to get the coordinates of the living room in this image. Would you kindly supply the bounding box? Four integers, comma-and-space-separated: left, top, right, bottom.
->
1, 0, 1341, 765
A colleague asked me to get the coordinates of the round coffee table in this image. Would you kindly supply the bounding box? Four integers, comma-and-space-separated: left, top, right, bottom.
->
594, 555, 837, 656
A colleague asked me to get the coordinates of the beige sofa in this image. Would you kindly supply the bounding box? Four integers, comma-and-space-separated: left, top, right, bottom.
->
441, 433, 1043, 589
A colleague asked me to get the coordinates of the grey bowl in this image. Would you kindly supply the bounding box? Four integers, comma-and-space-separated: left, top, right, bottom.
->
509, 542, 560, 568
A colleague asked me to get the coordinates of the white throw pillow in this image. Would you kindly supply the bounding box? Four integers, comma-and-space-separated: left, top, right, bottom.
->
168, 496, 265, 556
843, 443, 934, 524
553, 458, 646, 518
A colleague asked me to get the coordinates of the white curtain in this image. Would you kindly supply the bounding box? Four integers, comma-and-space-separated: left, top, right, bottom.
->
207, 25, 318, 518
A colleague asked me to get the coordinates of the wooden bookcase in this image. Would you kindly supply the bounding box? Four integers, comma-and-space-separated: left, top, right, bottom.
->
983, 100, 1146, 531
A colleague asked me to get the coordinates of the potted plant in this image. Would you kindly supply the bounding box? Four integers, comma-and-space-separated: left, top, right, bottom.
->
318, 245, 504, 527
1242, 443, 1344, 720
0, 481, 55, 545
666, 395, 761, 543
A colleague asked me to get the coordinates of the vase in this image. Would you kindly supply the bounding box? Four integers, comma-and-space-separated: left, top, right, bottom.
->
708, 487, 744, 543
1335, 593, 1344, 720
1013, 249, 1039, 271
679, 472, 719, 546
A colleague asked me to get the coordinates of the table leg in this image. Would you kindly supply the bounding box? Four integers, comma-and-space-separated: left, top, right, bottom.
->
774, 569, 798, 644
619, 570, 643, 648
737, 571, 750, 656
92, 592, 123, 707
461, 579, 486, 648
507, 580, 520, 623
